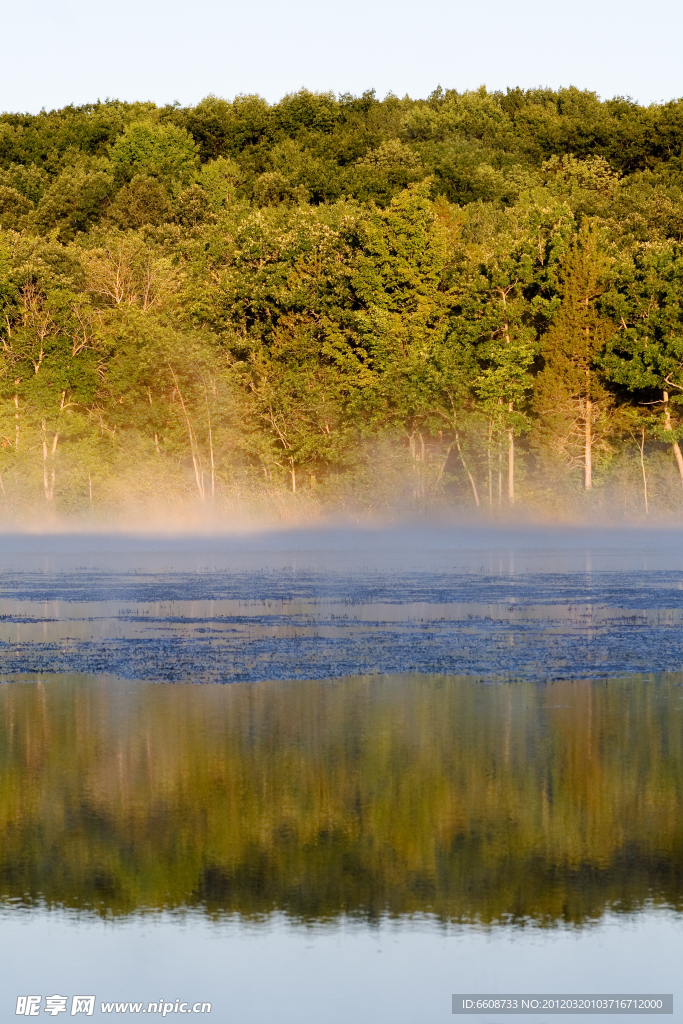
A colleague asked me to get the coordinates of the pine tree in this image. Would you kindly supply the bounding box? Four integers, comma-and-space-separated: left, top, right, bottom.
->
533, 223, 615, 489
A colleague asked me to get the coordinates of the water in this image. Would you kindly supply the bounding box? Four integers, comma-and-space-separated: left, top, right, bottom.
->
0, 525, 682, 1022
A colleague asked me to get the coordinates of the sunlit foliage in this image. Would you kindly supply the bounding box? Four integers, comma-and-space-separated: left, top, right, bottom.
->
3, 89, 683, 517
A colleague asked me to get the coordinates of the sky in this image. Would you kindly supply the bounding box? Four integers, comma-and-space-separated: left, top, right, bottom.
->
1, 0, 682, 113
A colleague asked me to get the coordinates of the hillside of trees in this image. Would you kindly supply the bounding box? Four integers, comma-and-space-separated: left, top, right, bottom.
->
3, 87, 683, 520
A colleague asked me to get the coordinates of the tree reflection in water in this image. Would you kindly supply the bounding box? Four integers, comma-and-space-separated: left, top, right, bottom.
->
0, 673, 681, 925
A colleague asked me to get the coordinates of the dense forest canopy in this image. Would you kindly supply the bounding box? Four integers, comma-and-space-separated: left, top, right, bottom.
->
3, 87, 683, 519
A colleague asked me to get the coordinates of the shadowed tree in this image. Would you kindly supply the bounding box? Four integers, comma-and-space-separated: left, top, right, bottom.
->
603, 243, 683, 489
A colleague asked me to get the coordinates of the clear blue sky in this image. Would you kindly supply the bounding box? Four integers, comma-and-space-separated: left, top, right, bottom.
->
2, 0, 681, 113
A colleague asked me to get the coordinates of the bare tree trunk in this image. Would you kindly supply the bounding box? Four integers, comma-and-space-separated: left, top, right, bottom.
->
203, 377, 215, 503
499, 306, 516, 507
497, 444, 502, 508
169, 365, 204, 502
638, 427, 648, 517
290, 458, 296, 494
408, 430, 425, 499
663, 390, 683, 486
41, 419, 58, 502
487, 421, 493, 509
435, 442, 455, 486
454, 431, 480, 507
496, 401, 502, 508
584, 396, 592, 490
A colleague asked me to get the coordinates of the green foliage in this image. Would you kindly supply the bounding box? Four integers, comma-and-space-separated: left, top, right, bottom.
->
0, 185, 32, 230
105, 175, 171, 229
108, 121, 197, 192
532, 223, 616, 480
604, 244, 683, 399
0, 88, 683, 515
32, 161, 114, 238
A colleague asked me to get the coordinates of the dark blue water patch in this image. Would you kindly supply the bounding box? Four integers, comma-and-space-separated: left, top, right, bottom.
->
1, 568, 683, 609
2, 562, 683, 682
0, 614, 681, 683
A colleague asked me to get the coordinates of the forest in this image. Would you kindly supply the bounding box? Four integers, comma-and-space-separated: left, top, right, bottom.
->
3, 87, 683, 519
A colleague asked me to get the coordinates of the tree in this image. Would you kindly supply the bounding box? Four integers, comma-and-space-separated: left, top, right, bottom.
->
0, 237, 102, 505
603, 243, 683, 489
239, 315, 356, 492
436, 193, 572, 507
108, 122, 197, 194
533, 222, 615, 490
348, 182, 455, 499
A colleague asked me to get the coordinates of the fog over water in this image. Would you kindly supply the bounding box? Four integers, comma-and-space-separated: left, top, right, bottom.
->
0, 525, 682, 1021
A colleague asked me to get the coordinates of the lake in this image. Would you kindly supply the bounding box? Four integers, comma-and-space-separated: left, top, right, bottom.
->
0, 525, 682, 1021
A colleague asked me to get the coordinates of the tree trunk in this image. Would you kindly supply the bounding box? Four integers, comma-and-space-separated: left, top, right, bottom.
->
663, 391, 683, 486
487, 421, 493, 509
584, 396, 592, 490
454, 431, 480, 507
508, 423, 514, 505
638, 427, 648, 517
435, 442, 455, 486
41, 419, 58, 502
204, 381, 215, 503
497, 445, 502, 508
169, 365, 204, 502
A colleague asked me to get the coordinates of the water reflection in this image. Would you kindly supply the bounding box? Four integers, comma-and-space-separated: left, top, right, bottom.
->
2, 673, 682, 926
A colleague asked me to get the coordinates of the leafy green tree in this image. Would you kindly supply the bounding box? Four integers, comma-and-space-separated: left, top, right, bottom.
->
31, 161, 114, 239
0, 186, 32, 230
239, 315, 357, 492
104, 175, 171, 229
108, 122, 197, 193
181, 95, 235, 161
453, 198, 570, 505
346, 182, 458, 498
603, 243, 683, 487
0, 237, 102, 505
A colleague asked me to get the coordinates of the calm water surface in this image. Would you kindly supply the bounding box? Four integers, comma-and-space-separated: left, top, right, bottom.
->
0, 526, 682, 1022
